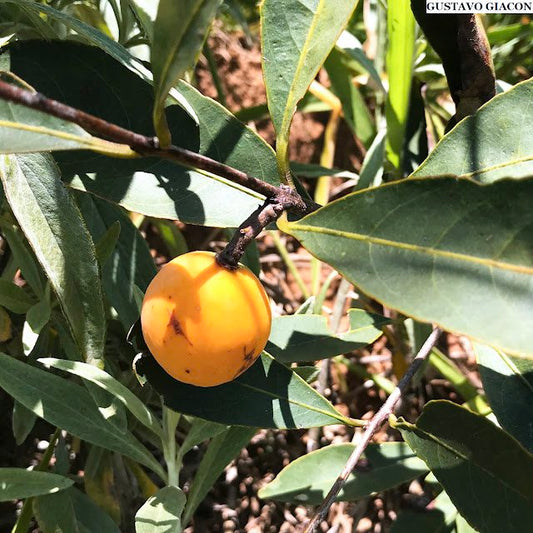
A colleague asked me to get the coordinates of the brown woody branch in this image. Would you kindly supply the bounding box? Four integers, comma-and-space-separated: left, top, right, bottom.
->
304, 326, 443, 532
0, 79, 319, 267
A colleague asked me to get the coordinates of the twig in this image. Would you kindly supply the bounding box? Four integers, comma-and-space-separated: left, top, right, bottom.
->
215, 185, 303, 268
304, 326, 443, 532
0, 80, 318, 213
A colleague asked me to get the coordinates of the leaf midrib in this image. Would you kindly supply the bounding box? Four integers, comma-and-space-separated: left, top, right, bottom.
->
289, 223, 533, 276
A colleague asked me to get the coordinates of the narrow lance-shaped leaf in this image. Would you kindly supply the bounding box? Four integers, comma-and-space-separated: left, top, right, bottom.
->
183, 426, 256, 523
76, 193, 156, 330
280, 177, 533, 358
393, 400, 533, 533
0, 153, 105, 362
0, 352, 166, 480
261, 0, 358, 178
385, 0, 416, 173
39, 357, 163, 438
151, 0, 222, 146
0, 468, 74, 501
412, 78, 533, 183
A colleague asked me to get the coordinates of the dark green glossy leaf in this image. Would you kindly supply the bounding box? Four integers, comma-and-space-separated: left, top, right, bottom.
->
282, 177, 533, 358
183, 426, 256, 523
136, 352, 355, 429
4, 40, 278, 227
0, 153, 105, 362
259, 442, 428, 504
136, 486, 186, 533
394, 400, 533, 533
0, 468, 74, 501
0, 352, 165, 479
76, 194, 156, 330
267, 309, 387, 363
152, 0, 222, 144
476, 343, 533, 452
413, 78, 533, 182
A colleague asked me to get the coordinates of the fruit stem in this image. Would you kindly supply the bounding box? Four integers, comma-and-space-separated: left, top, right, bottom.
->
216, 185, 309, 269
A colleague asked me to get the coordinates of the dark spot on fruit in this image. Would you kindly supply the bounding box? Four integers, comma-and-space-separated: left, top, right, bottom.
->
185, 369, 191, 374
167, 313, 192, 345
243, 346, 256, 362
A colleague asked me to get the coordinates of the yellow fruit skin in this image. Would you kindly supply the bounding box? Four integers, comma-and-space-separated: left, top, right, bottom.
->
140, 251, 272, 387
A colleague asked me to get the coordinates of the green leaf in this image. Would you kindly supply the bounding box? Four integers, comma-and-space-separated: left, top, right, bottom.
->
12, 399, 37, 445
151, 0, 222, 146
129, 0, 159, 41
5, 40, 278, 227
39, 357, 163, 438
177, 418, 228, 461
325, 46, 376, 147
261, 0, 358, 176
0, 279, 33, 313
0, 91, 132, 157
267, 309, 386, 363
76, 194, 156, 329
393, 400, 533, 533
84, 446, 121, 525
94, 220, 121, 267
475, 343, 533, 452
0, 222, 44, 297
34, 487, 120, 533
69, 487, 121, 533
281, 177, 533, 358
259, 442, 427, 504
22, 290, 51, 356
390, 488, 461, 532
0, 468, 74, 501
136, 352, 356, 429
385, 0, 416, 172
290, 162, 357, 180
33, 490, 79, 533
412, 78, 533, 182
355, 129, 386, 190
0, 352, 165, 479
0, 153, 105, 362
135, 486, 186, 533
335, 31, 385, 93
390, 510, 452, 533
183, 426, 256, 523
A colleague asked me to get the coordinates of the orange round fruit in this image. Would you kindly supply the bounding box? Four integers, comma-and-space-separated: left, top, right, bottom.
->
140, 251, 272, 387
